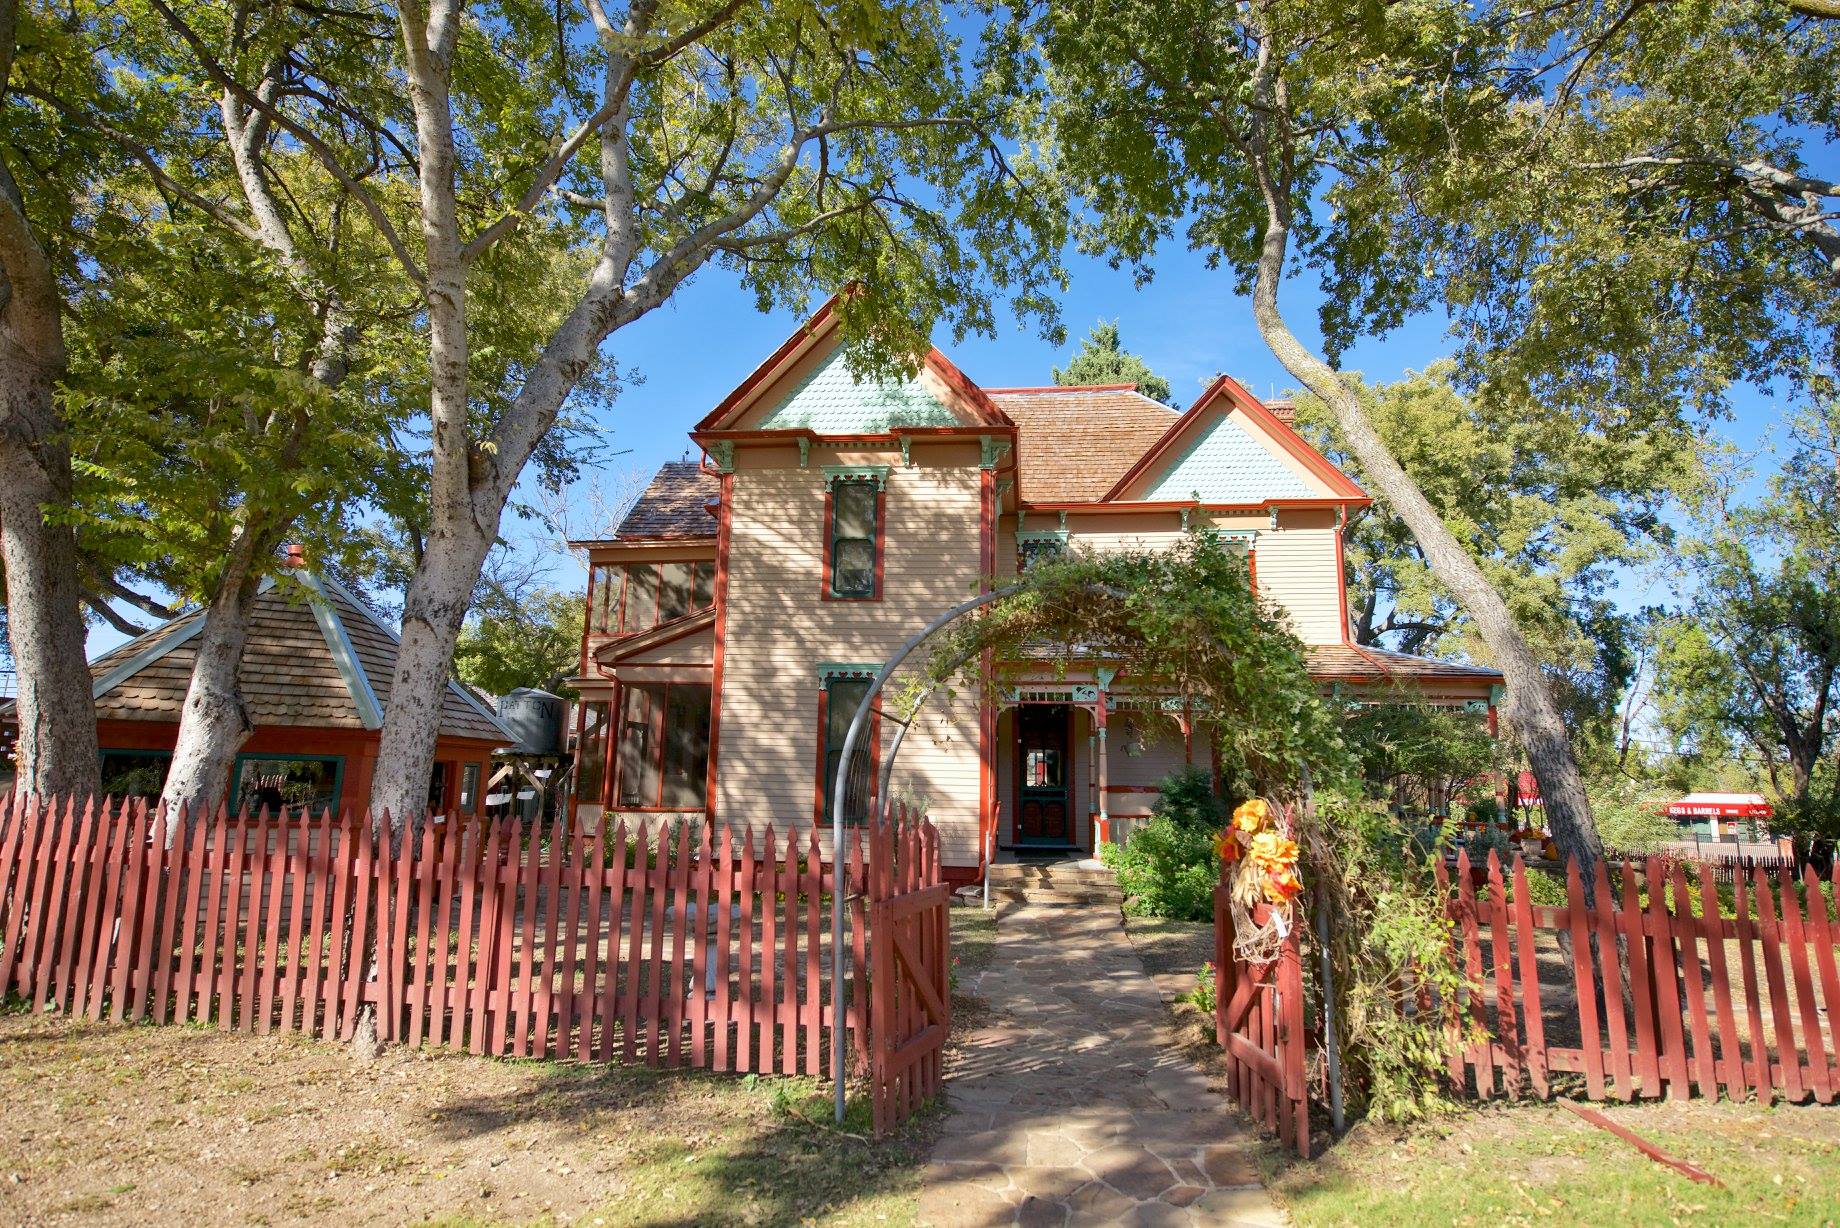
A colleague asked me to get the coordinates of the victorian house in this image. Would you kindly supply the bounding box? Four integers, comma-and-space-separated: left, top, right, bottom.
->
569, 299, 1502, 883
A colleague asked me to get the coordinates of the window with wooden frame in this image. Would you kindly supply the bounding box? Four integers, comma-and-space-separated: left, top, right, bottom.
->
823, 469, 886, 600
614, 682, 711, 809
575, 699, 610, 804
588, 561, 716, 634
819, 675, 877, 825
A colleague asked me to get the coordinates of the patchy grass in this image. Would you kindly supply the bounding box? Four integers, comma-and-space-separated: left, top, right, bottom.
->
0, 907, 1001, 1228
0, 1011, 938, 1227
1269, 1098, 1840, 1227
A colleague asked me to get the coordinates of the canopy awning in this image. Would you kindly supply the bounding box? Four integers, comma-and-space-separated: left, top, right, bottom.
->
1667, 792, 1773, 819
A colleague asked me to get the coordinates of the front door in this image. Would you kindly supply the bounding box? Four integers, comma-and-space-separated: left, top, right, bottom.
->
1015, 704, 1071, 845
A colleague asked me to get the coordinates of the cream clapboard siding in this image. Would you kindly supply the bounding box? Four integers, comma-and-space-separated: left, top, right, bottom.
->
1108, 723, 1192, 811
716, 450, 985, 865
1254, 509, 1345, 644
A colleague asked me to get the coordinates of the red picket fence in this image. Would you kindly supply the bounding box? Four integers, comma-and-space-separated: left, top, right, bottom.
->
0, 794, 948, 1131
1444, 849, 1840, 1105
1212, 883, 1311, 1157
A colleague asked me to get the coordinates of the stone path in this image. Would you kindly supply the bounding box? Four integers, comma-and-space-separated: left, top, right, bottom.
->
919, 903, 1287, 1227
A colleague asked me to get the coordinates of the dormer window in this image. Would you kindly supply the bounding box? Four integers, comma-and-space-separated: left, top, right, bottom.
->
589, 561, 715, 633
823, 467, 888, 601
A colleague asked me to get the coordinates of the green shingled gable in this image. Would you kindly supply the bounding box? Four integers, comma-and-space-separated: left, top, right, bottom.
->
752, 348, 961, 432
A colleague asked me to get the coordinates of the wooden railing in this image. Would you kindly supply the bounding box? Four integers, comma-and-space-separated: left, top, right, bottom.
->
0, 795, 948, 1131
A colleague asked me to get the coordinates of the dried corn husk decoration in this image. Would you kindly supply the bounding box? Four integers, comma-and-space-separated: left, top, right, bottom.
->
1217, 797, 1301, 965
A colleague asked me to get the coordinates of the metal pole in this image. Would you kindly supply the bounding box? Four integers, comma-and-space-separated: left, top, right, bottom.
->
831, 584, 1018, 1124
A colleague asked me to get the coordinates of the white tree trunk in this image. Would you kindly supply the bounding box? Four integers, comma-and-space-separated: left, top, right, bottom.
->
1248, 181, 1603, 868
159, 542, 270, 824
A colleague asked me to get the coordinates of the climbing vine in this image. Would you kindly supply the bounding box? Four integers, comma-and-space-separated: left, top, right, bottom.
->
924, 529, 1474, 1124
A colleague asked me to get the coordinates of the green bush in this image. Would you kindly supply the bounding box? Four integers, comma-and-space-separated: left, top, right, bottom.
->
1100, 769, 1226, 920
1588, 778, 1681, 855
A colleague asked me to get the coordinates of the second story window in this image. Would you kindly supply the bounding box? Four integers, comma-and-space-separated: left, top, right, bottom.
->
826, 474, 884, 600
589, 561, 715, 633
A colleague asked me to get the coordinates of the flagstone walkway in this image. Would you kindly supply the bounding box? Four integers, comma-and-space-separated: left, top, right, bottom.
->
919, 903, 1287, 1227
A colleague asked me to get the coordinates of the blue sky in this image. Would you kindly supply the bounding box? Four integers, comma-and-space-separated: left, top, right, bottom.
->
81, 223, 1788, 657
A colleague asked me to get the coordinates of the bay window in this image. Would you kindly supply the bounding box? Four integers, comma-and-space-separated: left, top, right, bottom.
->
588, 560, 715, 633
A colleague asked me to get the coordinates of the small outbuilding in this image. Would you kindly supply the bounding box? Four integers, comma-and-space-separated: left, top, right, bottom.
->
28, 565, 513, 817
1667, 792, 1776, 843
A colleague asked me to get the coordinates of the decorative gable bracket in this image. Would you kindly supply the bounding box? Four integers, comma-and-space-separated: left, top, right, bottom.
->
817, 661, 883, 682
822, 464, 891, 491
979, 435, 1011, 470
707, 441, 736, 473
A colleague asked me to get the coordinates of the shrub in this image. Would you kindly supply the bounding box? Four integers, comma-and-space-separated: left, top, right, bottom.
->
1183, 961, 1218, 1014
1589, 778, 1681, 856
1100, 768, 1233, 920
1101, 813, 1219, 920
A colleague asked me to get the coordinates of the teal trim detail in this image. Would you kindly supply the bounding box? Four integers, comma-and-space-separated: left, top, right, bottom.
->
1016, 529, 1070, 546
822, 464, 891, 491
1463, 699, 1490, 714
707, 441, 735, 472
1489, 684, 1505, 706
980, 435, 1011, 469
899, 436, 912, 467
816, 661, 882, 681
754, 348, 958, 432
1218, 529, 1258, 548
1095, 666, 1118, 689
798, 438, 811, 468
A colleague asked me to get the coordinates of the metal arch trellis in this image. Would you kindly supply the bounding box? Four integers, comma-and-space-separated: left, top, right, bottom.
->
827, 578, 1141, 1122
827, 583, 1019, 1123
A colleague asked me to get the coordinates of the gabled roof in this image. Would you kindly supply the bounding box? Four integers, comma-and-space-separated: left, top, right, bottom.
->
614, 462, 721, 539
987, 386, 1179, 504
694, 294, 1011, 435
1106, 375, 1368, 505
82, 571, 513, 744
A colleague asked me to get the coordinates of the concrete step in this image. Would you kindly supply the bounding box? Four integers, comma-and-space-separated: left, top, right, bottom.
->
988, 885, 1123, 907
985, 862, 1115, 889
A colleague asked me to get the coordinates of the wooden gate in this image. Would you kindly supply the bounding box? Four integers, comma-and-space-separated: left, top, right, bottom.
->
866, 809, 951, 1133
1213, 881, 1311, 1156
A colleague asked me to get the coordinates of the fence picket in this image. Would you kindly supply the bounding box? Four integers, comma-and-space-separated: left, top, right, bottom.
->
1751, 867, 1803, 1100
666, 821, 691, 1067
712, 827, 734, 1071
0, 797, 45, 995
1696, 863, 1745, 1100
152, 811, 190, 1026
736, 828, 757, 1072
622, 821, 649, 1063
241, 809, 274, 1033
1509, 855, 1548, 1098
598, 820, 627, 1063
1592, 859, 1634, 1099
1733, 872, 1772, 1096
1645, 856, 1689, 1100
1563, 858, 1605, 1098
1778, 869, 1830, 1104
781, 826, 799, 1077
557, 817, 587, 1060
1802, 867, 1840, 1100
805, 827, 823, 1078
579, 822, 607, 1062
73, 800, 122, 1019
129, 807, 168, 1024
1485, 852, 1521, 1095
689, 820, 713, 1068
761, 828, 779, 1074
1669, 864, 1717, 1097
646, 822, 671, 1064
1618, 862, 1661, 1097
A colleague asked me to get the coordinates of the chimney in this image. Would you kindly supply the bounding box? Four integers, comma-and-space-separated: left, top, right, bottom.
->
282, 543, 307, 569
1265, 398, 1296, 424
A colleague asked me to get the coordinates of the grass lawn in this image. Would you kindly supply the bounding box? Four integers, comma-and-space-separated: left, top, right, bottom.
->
1268, 1099, 1840, 1228
0, 908, 998, 1228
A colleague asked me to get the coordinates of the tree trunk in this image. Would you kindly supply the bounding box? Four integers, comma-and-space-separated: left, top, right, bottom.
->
0, 97, 97, 799
1246, 171, 1603, 871
159, 540, 272, 824
368, 519, 494, 825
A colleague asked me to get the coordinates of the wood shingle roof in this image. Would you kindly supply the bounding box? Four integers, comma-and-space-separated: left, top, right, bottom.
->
987, 386, 1180, 504
85, 572, 511, 743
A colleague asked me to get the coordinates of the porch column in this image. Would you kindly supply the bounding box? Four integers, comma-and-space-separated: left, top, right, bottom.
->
1095, 667, 1116, 849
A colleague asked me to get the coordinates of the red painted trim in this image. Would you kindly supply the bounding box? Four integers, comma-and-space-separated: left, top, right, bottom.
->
592, 606, 716, 667
578, 564, 597, 677
820, 482, 886, 602
705, 472, 732, 820
978, 467, 996, 861
1103, 784, 1162, 794
693, 425, 1001, 444
922, 350, 1014, 427
1247, 545, 1258, 595
1101, 374, 1370, 503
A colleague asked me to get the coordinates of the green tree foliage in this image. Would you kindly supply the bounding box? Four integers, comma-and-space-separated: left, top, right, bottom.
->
1350, 2, 1840, 426
1052, 320, 1172, 403
1101, 812, 1219, 921
1654, 401, 1840, 849
453, 587, 584, 698
1295, 366, 1697, 761
1339, 691, 1504, 818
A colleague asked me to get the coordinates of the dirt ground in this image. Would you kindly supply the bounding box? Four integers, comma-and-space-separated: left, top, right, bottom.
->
0, 1007, 931, 1228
